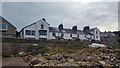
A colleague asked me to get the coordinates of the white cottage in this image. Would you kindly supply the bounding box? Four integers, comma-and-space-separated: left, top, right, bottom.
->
20, 18, 101, 41
20, 18, 50, 40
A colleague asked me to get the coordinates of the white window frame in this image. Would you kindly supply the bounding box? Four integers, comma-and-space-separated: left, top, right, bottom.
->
0, 23, 7, 31
25, 30, 35, 35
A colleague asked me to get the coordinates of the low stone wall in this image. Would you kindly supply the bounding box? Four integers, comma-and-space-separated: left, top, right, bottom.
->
2, 44, 30, 55
2, 37, 43, 43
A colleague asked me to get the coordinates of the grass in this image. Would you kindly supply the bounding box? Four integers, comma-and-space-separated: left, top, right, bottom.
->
27, 45, 33, 52
39, 45, 48, 54
49, 48, 77, 55
111, 45, 120, 49
82, 49, 96, 55
49, 44, 88, 54
2, 53, 13, 57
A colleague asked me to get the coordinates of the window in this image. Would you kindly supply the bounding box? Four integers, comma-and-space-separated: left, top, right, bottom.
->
70, 34, 72, 37
25, 30, 31, 35
78, 34, 79, 37
41, 24, 44, 29
85, 35, 86, 38
39, 30, 47, 35
32, 31, 35, 35
0, 24, 2, 30
52, 32, 56, 36
25, 30, 35, 35
0, 24, 7, 30
96, 36, 98, 38
96, 31, 98, 34
61, 33, 64, 37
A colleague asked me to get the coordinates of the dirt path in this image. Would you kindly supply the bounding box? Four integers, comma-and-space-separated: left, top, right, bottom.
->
2, 57, 29, 67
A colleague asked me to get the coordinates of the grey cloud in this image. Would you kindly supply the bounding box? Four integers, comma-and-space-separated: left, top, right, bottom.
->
2, 2, 118, 32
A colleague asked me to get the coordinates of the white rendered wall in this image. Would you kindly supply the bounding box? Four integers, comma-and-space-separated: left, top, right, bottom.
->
72, 34, 78, 37
90, 28, 100, 41
49, 32, 56, 39
63, 33, 72, 39
21, 19, 49, 39
79, 34, 86, 40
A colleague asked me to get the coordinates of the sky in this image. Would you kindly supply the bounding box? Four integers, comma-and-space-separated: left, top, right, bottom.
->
1, 1, 119, 32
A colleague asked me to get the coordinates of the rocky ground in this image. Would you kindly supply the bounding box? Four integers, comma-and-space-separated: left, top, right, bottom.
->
17, 47, 120, 67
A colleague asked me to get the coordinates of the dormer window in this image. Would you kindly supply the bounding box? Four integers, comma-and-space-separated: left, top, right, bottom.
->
41, 24, 44, 29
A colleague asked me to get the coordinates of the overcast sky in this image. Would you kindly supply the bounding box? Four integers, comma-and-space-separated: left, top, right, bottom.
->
2, 2, 118, 32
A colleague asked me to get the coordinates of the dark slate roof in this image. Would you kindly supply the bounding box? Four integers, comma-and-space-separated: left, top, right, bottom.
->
49, 27, 85, 35
49, 27, 59, 32
90, 27, 98, 31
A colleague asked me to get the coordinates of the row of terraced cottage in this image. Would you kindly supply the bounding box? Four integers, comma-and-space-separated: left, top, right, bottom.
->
1, 16, 100, 41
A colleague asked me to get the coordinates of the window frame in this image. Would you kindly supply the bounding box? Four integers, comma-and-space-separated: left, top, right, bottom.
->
39, 30, 47, 35
31, 30, 35, 35
61, 33, 64, 37
96, 36, 98, 38
78, 34, 79, 38
41, 24, 44, 29
96, 31, 98, 34
0, 23, 7, 30
25, 30, 31, 35
25, 30, 35, 35
52, 32, 56, 36
70, 34, 72, 37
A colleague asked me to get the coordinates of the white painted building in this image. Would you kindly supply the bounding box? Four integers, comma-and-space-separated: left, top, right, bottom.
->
20, 18, 101, 41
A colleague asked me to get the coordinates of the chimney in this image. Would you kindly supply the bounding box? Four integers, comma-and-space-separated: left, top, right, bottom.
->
72, 25, 77, 33
58, 24, 63, 32
83, 26, 90, 33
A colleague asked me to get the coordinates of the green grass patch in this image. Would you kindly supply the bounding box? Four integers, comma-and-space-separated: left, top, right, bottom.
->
111, 45, 120, 49
2, 53, 13, 57
39, 45, 48, 54
50, 48, 77, 54
27, 45, 33, 52
82, 49, 96, 54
